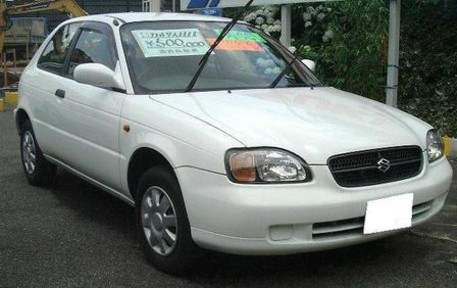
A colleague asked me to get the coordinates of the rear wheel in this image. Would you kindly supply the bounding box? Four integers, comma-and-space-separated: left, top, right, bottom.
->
20, 120, 56, 186
136, 166, 199, 275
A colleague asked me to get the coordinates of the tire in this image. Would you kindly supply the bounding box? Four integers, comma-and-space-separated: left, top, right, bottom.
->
20, 120, 56, 186
135, 166, 199, 275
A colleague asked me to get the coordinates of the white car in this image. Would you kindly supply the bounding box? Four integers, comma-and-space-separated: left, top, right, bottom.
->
15, 13, 453, 274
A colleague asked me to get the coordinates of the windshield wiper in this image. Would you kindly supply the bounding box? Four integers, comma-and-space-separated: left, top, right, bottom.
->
270, 10, 334, 89
269, 51, 304, 89
184, 0, 254, 92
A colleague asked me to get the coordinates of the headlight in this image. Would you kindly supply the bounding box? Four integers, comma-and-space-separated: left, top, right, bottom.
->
226, 148, 312, 183
426, 129, 444, 162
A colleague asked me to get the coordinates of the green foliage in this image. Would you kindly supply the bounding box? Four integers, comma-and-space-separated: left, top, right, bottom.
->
294, 0, 389, 102
291, 0, 456, 136
398, 0, 457, 137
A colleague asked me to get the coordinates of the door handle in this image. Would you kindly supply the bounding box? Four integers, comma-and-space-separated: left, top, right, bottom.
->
55, 89, 65, 98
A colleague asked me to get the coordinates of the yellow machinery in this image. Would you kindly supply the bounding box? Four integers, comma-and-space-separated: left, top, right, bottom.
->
0, 0, 87, 52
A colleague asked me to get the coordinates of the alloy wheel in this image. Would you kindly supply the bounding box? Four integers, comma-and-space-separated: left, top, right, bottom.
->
22, 131, 37, 175
141, 186, 178, 256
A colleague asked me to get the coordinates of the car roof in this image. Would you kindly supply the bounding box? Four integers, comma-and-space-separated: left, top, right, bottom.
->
70, 12, 233, 25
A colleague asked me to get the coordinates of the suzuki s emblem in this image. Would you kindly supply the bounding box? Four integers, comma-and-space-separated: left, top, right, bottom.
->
377, 158, 391, 173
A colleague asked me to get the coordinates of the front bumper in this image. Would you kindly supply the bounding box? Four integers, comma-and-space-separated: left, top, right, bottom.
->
175, 157, 453, 255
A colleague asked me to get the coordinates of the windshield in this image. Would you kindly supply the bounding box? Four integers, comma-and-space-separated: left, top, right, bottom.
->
121, 21, 323, 94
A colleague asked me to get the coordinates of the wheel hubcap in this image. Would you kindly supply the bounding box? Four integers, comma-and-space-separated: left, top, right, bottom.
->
141, 186, 177, 256
22, 131, 37, 175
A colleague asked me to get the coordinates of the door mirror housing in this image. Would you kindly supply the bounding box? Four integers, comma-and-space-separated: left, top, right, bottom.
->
74, 63, 125, 90
288, 46, 297, 53
301, 59, 316, 72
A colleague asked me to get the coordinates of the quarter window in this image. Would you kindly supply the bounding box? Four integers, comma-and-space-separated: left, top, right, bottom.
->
37, 23, 81, 74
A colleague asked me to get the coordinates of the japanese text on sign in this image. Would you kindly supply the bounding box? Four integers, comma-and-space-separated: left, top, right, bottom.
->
132, 28, 210, 57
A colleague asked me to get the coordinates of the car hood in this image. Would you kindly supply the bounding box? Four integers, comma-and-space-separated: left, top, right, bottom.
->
150, 87, 431, 164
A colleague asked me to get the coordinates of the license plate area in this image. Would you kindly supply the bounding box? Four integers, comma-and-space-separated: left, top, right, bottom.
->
364, 193, 413, 235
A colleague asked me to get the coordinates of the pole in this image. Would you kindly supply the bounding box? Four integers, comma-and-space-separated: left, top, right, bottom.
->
386, 0, 401, 107
149, 0, 161, 12
280, 4, 291, 47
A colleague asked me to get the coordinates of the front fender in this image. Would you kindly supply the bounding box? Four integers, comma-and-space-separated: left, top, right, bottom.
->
119, 95, 244, 194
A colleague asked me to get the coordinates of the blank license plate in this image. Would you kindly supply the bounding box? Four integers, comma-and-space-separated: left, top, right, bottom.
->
364, 193, 413, 235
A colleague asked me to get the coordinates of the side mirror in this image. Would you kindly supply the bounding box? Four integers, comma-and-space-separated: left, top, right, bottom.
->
74, 63, 125, 90
301, 59, 316, 72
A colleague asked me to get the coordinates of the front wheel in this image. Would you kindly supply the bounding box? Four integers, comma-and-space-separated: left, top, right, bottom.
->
135, 166, 199, 275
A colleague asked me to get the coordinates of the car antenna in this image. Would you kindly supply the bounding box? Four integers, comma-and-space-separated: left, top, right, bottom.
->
184, 0, 255, 93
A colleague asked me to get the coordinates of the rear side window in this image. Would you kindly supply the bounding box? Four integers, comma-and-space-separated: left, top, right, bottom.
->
37, 23, 81, 74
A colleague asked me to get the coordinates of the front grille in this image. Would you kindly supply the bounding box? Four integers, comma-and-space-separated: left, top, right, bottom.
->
328, 146, 423, 188
312, 200, 433, 240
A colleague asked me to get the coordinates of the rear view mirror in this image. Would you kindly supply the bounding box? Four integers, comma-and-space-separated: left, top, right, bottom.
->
301, 59, 316, 72
288, 46, 297, 53
74, 63, 125, 90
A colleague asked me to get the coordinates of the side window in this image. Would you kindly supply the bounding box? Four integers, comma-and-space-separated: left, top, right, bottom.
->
37, 23, 80, 74
68, 29, 116, 76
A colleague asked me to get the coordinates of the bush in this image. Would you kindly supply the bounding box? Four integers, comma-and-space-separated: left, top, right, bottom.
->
398, 0, 457, 137
294, 0, 389, 102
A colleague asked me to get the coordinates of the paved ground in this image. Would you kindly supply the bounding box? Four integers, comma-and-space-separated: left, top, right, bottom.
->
0, 111, 456, 287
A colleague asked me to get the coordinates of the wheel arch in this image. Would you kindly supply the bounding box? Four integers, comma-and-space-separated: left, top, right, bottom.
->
127, 147, 177, 201
15, 108, 30, 134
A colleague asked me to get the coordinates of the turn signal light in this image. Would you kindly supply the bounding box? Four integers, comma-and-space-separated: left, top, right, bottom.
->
228, 152, 256, 182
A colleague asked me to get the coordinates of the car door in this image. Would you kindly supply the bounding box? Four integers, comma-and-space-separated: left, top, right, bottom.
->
47, 22, 126, 192
30, 22, 82, 157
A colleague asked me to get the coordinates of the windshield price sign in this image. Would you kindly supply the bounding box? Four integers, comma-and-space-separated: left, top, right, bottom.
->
132, 28, 210, 57
181, 0, 332, 10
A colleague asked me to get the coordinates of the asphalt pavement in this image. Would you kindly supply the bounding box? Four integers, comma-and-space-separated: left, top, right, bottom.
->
0, 111, 456, 287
